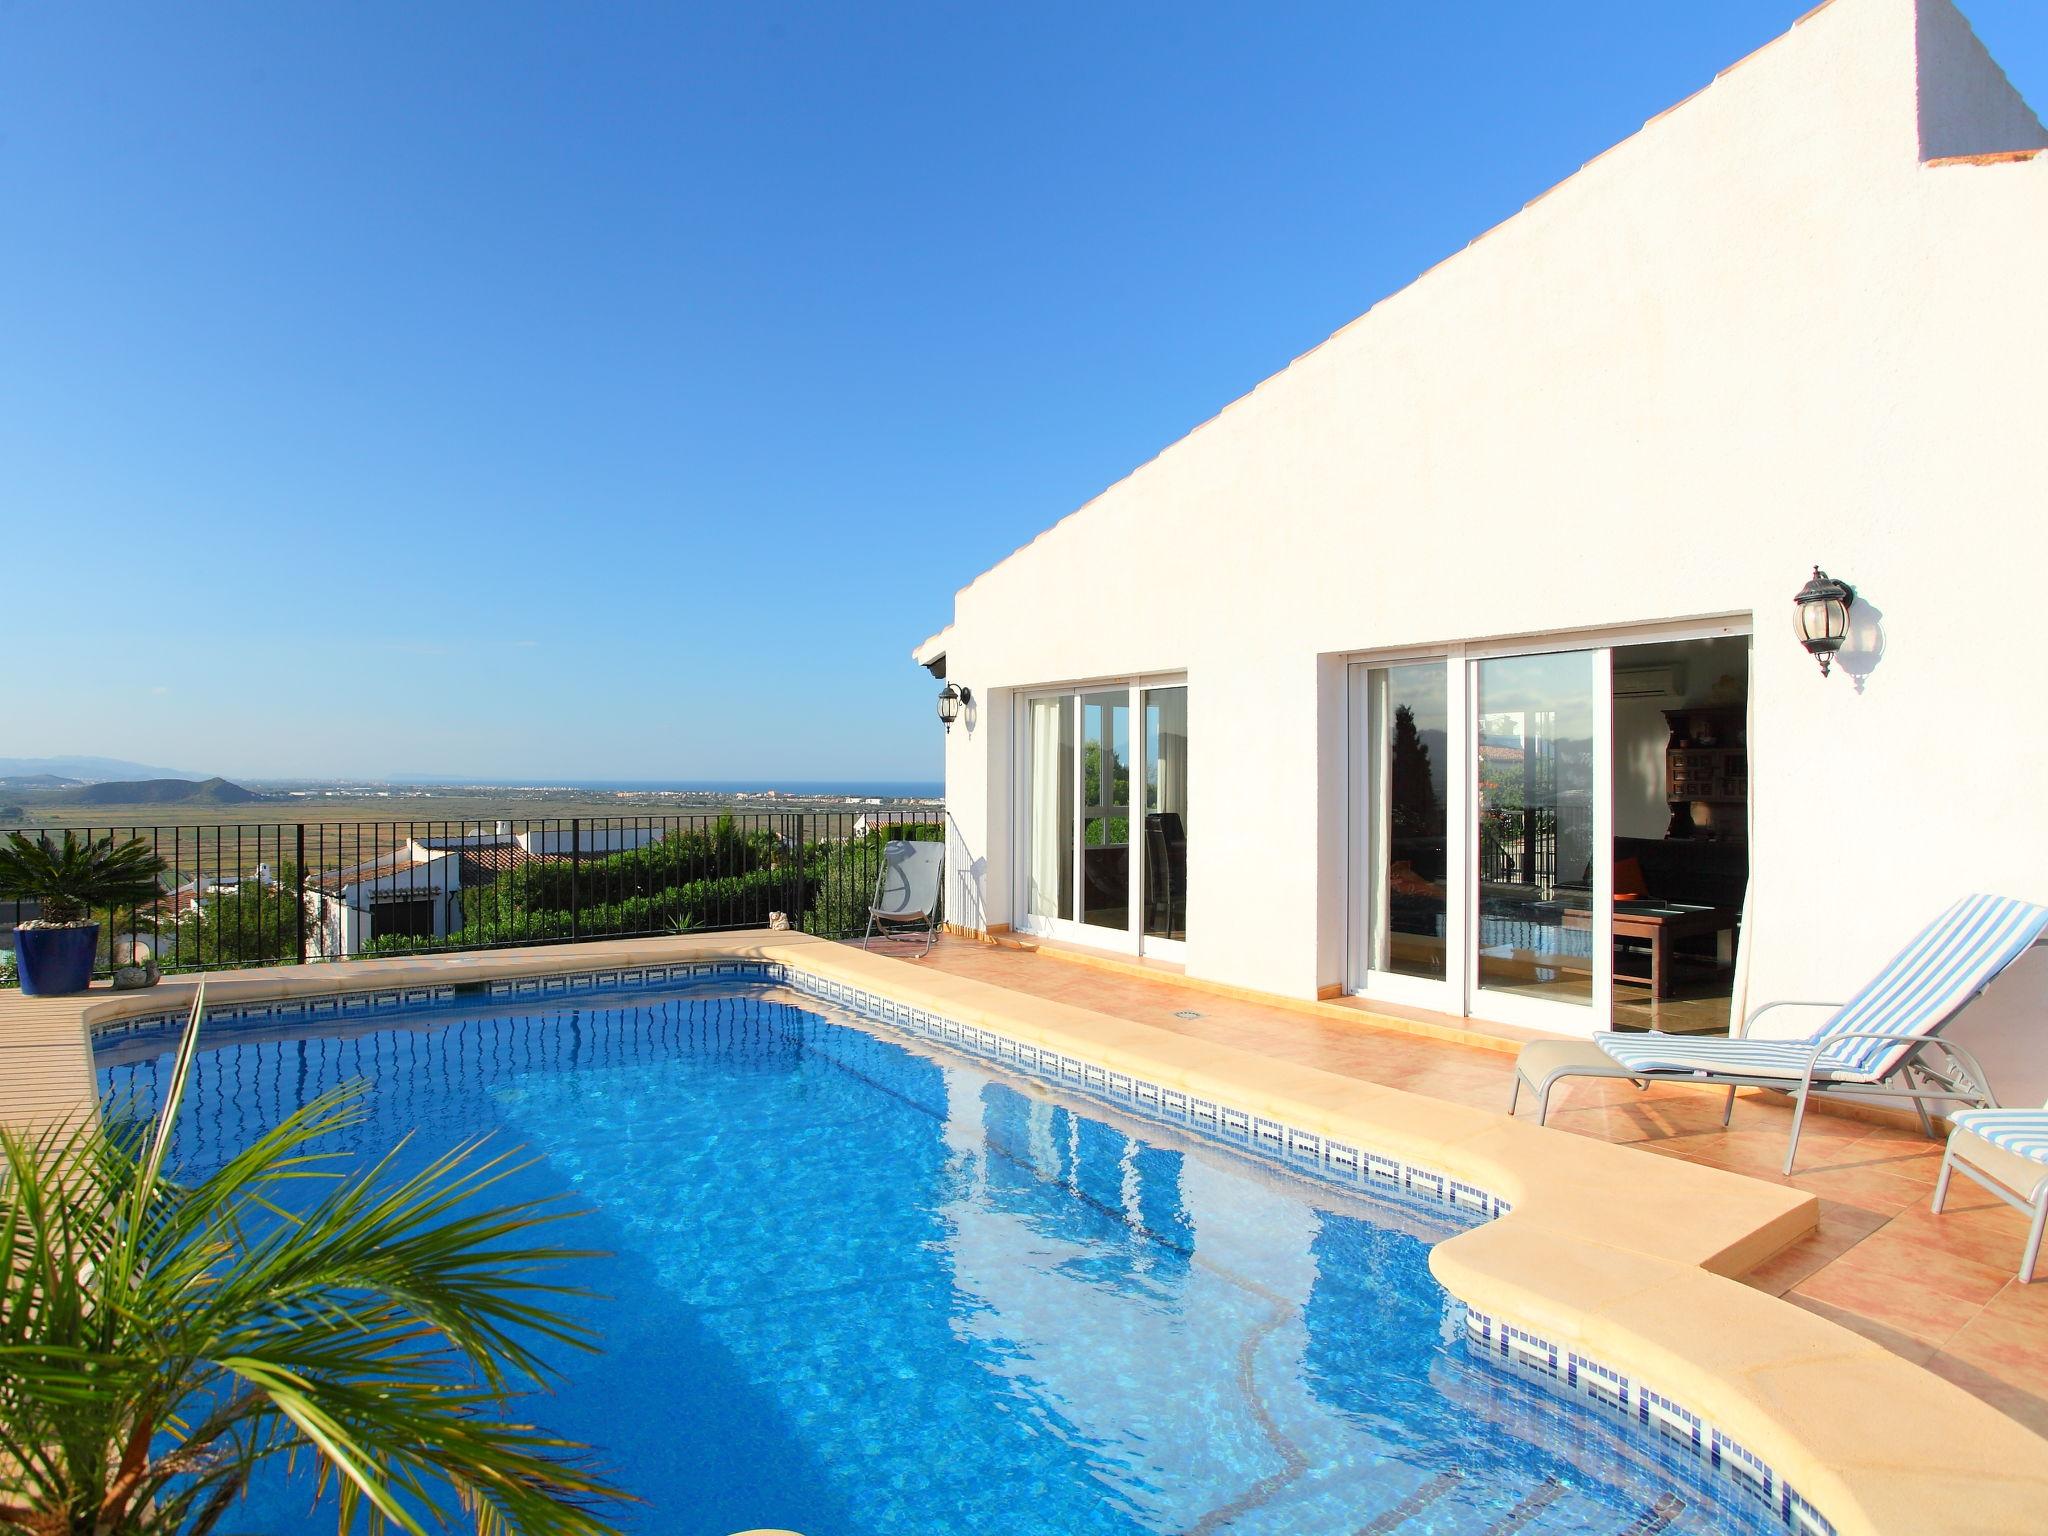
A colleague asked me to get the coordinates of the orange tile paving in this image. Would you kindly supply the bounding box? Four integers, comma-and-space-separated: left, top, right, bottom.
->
859, 934, 2048, 1438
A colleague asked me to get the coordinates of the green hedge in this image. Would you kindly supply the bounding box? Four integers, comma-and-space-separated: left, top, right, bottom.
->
360, 821, 945, 952
364, 868, 795, 954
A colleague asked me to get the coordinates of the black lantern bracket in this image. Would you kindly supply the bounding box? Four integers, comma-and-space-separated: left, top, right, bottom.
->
938, 682, 973, 732
1793, 566, 1856, 678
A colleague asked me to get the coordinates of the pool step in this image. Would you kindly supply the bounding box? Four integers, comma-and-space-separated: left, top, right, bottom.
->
1485, 1478, 1564, 1534
1354, 1469, 1461, 1534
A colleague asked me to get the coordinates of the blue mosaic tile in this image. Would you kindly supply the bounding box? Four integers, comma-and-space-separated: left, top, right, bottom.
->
74, 951, 1839, 1536
1501, 1325, 1559, 1379
1640, 1389, 1705, 1453
1713, 1429, 1773, 1503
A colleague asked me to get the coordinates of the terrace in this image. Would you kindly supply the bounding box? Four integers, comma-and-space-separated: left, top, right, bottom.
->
5, 3, 2046, 1527
865, 934, 2048, 1439
5, 889, 2048, 1533
5, 813, 2046, 1417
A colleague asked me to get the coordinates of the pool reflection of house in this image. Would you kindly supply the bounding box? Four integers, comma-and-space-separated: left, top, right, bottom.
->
935, 1059, 1626, 1529
308, 823, 664, 957
917, 0, 2048, 1099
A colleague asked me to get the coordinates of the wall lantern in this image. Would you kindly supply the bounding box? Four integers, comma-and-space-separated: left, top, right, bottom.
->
1793, 566, 1856, 677
937, 682, 972, 731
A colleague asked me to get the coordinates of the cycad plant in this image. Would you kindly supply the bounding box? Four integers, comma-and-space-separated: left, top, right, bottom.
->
0, 831, 166, 927
0, 989, 626, 1536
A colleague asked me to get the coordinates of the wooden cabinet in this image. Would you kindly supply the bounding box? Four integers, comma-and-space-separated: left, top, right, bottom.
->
1664, 705, 1746, 840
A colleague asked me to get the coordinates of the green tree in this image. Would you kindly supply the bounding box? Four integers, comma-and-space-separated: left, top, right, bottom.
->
0, 991, 623, 1536
1388, 704, 1439, 835
166, 863, 305, 970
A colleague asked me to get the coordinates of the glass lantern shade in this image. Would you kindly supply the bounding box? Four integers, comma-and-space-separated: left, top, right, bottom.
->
1793, 567, 1855, 675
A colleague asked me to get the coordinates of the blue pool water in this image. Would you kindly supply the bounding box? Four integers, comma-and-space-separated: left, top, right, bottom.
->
97, 983, 1786, 1536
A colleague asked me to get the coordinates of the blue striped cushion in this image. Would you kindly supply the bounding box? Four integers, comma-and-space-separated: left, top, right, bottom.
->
1951, 1109, 2048, 1167
1596, 893, 2048, 1082
1595, 1035, 1873, 1081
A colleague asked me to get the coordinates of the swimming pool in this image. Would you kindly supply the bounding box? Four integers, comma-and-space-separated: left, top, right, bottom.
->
97, 977, 1788, 1536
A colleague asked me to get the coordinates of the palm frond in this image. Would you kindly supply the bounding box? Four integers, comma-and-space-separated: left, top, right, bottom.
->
0, 982, 629, 1536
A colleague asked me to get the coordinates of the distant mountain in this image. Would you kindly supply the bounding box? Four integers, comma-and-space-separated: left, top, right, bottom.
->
0, 774, 82, 791
0, 756, 205, 784
59, 777, 265, 807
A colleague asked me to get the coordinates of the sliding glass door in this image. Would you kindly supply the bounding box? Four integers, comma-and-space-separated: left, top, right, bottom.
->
1019, 680, 1187, 958
1024, 696, 1075, 925
1350, 646, 1612, 1032
1142, 686, 1189, 943
1350, 660, 1462, 1009
1080, 691, 1131, 933
1471, 649, 1610, 1028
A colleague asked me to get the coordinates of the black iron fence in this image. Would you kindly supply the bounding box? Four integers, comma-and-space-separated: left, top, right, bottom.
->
1476, 802, 1593, 891
0, 811, 944, 982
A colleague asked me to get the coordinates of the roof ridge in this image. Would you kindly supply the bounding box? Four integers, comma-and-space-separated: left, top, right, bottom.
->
941, 0, 1864, 613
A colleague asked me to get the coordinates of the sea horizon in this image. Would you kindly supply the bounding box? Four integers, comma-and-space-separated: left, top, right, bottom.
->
353, 776, 945, 799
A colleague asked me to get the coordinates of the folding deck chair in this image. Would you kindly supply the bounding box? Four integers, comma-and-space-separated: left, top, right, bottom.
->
862, 840, 944, 957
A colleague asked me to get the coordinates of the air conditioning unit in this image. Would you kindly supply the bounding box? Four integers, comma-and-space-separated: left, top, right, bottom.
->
1612, 665, 1685, 700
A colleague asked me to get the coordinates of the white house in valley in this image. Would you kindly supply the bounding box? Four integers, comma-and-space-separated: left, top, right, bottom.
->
307, 823, 665, 957
917, 0, 2048, 1097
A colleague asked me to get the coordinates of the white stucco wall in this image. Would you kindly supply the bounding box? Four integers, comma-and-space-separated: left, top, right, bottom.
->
925, 0, 2048, 1092
323, 849, 463, 956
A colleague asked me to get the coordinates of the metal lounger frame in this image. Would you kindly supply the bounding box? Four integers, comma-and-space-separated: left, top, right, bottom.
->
1509, 994, 2003, 1175
1932, 1135, 2048, 1284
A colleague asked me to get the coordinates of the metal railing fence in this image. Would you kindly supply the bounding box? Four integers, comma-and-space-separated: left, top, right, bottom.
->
0, 811, 944, 982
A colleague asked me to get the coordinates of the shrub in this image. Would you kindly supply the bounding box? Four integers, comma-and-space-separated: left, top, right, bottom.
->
0, 832, 166, 926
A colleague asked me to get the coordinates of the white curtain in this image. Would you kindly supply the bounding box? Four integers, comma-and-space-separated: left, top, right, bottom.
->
1151, 687, 1189, 823
1028, 697, 1069, 918
1728, 646, 1756, 1036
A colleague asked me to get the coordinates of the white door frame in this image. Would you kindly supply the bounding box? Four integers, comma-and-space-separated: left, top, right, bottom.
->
1345, 616, 1750, 1036
1011, 674, 1189, 961
1344, 651, 1467, 1013
1462, 642, 1613, 1035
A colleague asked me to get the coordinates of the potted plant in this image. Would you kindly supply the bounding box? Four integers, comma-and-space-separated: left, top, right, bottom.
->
0, 831, 167, 996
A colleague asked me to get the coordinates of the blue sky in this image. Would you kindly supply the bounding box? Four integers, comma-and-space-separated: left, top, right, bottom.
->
4, 2, 2042, 784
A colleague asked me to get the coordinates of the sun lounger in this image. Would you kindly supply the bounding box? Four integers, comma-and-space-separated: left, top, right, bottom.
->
1935, 1104, 2048, 1282
1510, 893, 2048, 1173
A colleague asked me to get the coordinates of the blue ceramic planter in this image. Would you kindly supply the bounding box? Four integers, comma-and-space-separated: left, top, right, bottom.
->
15, 923, 100, 996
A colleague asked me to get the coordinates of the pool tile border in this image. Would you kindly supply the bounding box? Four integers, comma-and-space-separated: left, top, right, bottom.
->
783, 962, 1830, 1536
89, 954, 1833, 1533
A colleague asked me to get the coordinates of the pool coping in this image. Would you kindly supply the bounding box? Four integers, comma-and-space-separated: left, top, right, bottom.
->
6, 930, 2046, 1535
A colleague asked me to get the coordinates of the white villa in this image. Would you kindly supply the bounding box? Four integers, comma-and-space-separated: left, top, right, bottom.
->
917, 0, 2048, 1098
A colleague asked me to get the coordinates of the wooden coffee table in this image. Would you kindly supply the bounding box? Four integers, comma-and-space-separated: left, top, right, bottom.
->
1561, 901, 1739, 999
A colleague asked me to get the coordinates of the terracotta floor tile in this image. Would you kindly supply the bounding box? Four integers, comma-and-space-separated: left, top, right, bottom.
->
1808, 1227, 2013, 1308
1791, 1263, 1985, 1349
1783, 1293, 1945, 1363
861, 937, 2048, 1431
1941, 1306, 2048, 1385
1875, 1202, 2036, 1274
1742, 1206, 1892, 1296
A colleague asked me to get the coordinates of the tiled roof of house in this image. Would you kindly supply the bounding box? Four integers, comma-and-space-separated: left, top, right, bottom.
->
313, 853, 425, 896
